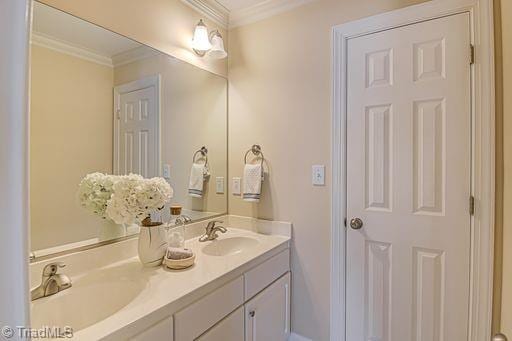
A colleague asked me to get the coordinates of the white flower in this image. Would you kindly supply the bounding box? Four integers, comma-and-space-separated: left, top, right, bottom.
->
77, 173, 117, 219
105, 174, 173, 225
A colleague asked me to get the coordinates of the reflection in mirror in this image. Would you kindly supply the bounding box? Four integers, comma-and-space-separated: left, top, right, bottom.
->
30, 2, 227, 256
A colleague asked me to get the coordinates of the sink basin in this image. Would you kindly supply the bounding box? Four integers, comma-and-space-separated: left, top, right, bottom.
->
31, 261, 147, 332
202, 236, 260, 256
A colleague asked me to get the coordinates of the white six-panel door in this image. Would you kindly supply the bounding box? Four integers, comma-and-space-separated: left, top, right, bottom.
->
346, 13, 471, 341
114, 76, 159, 178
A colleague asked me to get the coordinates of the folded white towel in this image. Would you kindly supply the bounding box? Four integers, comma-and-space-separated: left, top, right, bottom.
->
188, 163, 207, 197
243, 163, 262, 202
166, 247, 193, 260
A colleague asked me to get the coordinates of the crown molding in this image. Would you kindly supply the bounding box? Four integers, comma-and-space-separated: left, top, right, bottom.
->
111, 46, 161, 68
181, 0, 229, 29
181, 0, 317, 30
229, 0, 317, 28
30, 32, 113, 67
30, 32, 161, 68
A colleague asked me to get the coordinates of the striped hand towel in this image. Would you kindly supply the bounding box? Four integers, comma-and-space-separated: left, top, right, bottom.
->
243, 164, 262, 202
188, 163, 206, 197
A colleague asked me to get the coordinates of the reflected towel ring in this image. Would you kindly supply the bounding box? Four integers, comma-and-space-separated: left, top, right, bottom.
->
193, 146, 208, 166
244, 144, 264, 166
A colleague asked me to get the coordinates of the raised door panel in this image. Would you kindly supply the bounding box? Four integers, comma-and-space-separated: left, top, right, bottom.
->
413, 99, 446, 215
245, 273, 290, 341
411, 248, 445, 341
365, 104, 393, 212
364, 241, 392, 341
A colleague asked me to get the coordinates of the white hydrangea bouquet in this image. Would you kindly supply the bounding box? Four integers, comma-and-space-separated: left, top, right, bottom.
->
77, 172, 117, 219
78, 173, 173, 225
106, 174, 173, 225
78, 172, 173, 267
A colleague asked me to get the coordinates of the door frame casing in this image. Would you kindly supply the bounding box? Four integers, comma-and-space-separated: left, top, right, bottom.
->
113, 74, 162, 177
330, 0, 496, 340
0, 0, 32, 330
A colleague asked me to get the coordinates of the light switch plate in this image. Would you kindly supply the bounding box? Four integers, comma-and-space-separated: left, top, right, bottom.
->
232, 177, 241, 195
312, 165, 325, 186
216, 177, 224, 194
163, 164, 171, 179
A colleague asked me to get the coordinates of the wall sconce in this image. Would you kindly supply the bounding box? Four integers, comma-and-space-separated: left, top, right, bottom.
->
191, 19, 227, 60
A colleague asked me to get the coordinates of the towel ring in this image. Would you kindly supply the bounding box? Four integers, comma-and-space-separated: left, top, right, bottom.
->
192, 146, 208, 166
244, 144, 264, 166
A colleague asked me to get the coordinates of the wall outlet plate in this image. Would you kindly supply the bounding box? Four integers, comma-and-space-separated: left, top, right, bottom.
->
312, 165, 325, 186
216, 177, 224, 194
232, 177, 241, 195
163, 164, 171, 179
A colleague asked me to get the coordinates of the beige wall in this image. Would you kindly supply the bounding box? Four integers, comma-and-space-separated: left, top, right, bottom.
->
39, 0, 228, 77
114, 54, 228, 215
498, 0, 512, 335
30, 45, 114, 250
228, 0, 427, 339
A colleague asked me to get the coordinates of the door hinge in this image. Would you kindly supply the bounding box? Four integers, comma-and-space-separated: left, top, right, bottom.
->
116, 108, 121, 119
470, 44, 475, 65
469, 196, 475, 216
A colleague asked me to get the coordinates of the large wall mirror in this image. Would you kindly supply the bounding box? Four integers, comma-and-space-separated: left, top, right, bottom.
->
30, 2, 228, 256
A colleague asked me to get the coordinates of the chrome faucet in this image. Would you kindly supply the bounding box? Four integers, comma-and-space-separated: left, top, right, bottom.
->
199, 220, 227, 242
31, 262, 72, 301
174, 214, 192, 225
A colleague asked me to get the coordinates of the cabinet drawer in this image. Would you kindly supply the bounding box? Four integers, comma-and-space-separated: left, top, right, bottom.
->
174, 276, 244, 341
244, 249, 290, 300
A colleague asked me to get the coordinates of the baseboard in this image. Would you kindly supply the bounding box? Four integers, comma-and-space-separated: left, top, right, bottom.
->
288, 332, 312, 341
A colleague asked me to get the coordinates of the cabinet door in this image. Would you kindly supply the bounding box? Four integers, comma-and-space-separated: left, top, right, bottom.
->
245, 272, 290, 341
197, 307, 244, 341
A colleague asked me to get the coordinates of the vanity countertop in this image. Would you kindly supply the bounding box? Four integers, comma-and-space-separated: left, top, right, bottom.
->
30, 216, 291, 340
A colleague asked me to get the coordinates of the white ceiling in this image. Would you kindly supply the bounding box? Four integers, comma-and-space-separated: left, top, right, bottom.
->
216, 0, 267, 11
32, 2, 142, 58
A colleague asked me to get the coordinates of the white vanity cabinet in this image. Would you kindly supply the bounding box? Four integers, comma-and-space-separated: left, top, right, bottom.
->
173, 249, 290, 341
245, 273, 290, 341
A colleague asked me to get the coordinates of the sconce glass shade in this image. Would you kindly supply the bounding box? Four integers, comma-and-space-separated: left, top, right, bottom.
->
191, 19, 212, 52
207, 31, 227, 59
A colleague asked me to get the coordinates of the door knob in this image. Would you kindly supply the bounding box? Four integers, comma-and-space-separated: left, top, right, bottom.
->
493, 333, 508, 341
349, 218, 363, 230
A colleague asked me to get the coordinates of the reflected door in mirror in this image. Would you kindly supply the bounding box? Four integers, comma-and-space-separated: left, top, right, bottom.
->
115, 76, 160, 178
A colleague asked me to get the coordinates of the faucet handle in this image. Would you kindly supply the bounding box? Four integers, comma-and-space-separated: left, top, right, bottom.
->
175, 215, 192, 225
42, 262, 66, 276
207, 220, 224, 227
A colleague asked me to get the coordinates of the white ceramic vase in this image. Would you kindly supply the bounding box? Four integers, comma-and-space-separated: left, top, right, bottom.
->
138, 225, 168, 267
